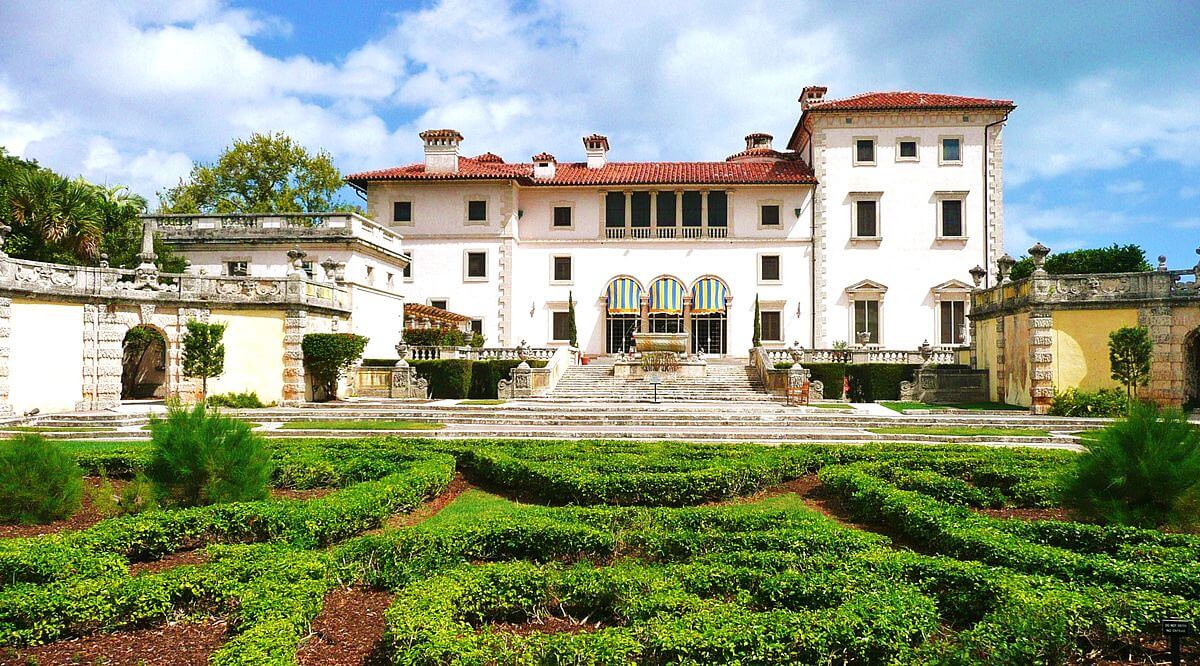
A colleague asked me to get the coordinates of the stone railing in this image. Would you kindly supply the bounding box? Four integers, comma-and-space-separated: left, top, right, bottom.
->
404, 345, 556, 361
759, 346, 958, 366
0, 257, 351, 312
498, 346, 578, 399
604, 224, 730, 240
971, 266, 1200, 317
149, 212, 406, 257
750, 347, 823, 399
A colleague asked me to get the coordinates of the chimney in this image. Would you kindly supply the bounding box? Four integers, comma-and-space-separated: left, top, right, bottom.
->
419, 129, 463, 173
799, 86, 828, 111
531, 152, 556, 179
744, 132, 773, 151
583, 134, 609, 169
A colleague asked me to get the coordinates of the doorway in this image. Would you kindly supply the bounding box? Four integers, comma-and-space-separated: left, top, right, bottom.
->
121, 326, 167, 400
1186, 329, 1200, 410
606, 314, 639, 354
692, 313, 727, 355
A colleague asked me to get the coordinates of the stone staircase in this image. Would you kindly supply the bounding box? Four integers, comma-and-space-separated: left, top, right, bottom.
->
545, 357, 779, 403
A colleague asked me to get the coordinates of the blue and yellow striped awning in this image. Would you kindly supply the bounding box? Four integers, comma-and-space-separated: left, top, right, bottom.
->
692, 277, 728, 314
606, 277, 642, 314
648, 277, 685, 313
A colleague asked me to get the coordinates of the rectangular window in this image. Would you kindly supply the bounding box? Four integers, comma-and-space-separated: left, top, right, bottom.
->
760, 255, 781, 282
941, 199, 964, 237
551, 311, 571, 341
429, 299, 448, 310
760, 204, 780, 227
553, 256, 572, 282
854, 300, 880, 344
386, 273, 394, 288
393, 201, 412, 223
707, 191, 727, 227
855, 138, 876, 164
656, 191, 676, 227
630, 191, 651, 227
760, 311, 783, 342
226, 261, 248, 277
898, 140, 918, 160
604, 192, 625, 228
681, 191, 702, 227
855, 200, 878, 238
403, 254, 412, 279
552, 206, 572, 228
941, 137, 962, 163
940, 300, 966, 345
467, 199, 487, 222
302, 261, 315, 279
365, 266, 375, 285
470, 319, 483, 335
466, 251, 487, 279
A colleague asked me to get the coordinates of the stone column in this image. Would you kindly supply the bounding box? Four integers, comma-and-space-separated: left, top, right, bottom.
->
638, 295, 650, 346
682, 296, 693, 351
282, 309, 308, 405
994, 316, 1007, 405
95, 308, 126, 409
1029, 310, 1055, 414
0, 296, 10, 416
1142, 304, 1180, 406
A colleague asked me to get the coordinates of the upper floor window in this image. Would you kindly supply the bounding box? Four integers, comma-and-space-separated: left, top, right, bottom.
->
657, 191, 676, 227
940, 137, 962, 165
403, 253, 412, 279
226, 261, 248, 277
896, 138, 919, 162
552, 256, 572, 283
759, 254, 781, 283
852, 197, 880, 239
552, 205, 573, 228
604, 192, 625, 228
465, 251, 487, 279
631, 192, 651, 228
467, 199, 487, 223
760, 204, 781, 228
681, 191, 703, 227
707, 191, 728, 228
854, 138, 876, 165
301, 261, 315, 279
393, 201, 412, 224
429, 298, 448, 310
470, 319, 483, 335
365, 265, 375, 285
940, 199, 965, 238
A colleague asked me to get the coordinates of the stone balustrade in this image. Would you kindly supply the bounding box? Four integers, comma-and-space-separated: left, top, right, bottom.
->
148, 212, 406, 256
971, 268, 1200, 316
403, 345, 556, 362
759, 346, 958, 366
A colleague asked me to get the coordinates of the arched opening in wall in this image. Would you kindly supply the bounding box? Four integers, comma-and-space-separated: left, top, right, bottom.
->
691, 276, 729, 355
605, 276, 641, 354
121, 326, 167, 400
1185, 328, 1200, 410
647, 276, 685, 333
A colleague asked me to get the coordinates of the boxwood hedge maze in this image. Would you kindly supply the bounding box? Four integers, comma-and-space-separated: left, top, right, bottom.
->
0, 438, 1196, 664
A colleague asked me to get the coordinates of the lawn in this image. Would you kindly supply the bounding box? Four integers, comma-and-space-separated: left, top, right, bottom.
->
0, 435, 1194, 664
880, 401, 1029, 413
277, 419, 445, 431
867, 426, 1052, 437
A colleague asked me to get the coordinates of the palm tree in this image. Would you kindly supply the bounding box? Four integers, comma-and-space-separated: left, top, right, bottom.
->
4, 169, 105, 261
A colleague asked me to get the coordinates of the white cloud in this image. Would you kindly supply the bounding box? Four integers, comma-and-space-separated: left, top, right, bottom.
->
1105, 180, 1144, 195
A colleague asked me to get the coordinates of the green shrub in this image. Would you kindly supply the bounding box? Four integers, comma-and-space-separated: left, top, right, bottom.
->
1065, 402, 1200, 530
412, 359, 474, 398
206, 391, 267, 409
89, 471, 157, 519
807, 363, 847, 399
773, 361, 794, 370
1048, 387, 1129, 417
403, 327, 465, 347
470, 332, 485, 348
468, 360, 541, 399
846, 363, 919, 402
147, 403, 273, 507
1009, 243, 1151, 281
302, 333, 368, 401
0, 435, 83, 524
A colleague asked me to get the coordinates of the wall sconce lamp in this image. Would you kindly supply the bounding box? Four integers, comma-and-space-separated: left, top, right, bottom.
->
794, 207, 804, 218
530, 301, 536, 317
796, 302, 803, 318
518, 209, 524, 219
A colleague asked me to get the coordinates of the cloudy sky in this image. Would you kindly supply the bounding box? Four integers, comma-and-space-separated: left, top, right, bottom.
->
1, 0, 1197, 262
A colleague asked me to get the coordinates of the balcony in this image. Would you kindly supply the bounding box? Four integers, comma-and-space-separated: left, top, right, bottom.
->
604, 224, 730, 240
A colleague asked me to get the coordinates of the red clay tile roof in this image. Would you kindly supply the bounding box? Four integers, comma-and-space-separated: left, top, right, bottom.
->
347, 156, 815, 187
531, 152, 556, 162
808, 91, 1014, 112
725, 147, 790, 162
473, 152, 504, 163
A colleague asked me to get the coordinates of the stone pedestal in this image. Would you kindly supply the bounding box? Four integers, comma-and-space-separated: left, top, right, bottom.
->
390, 362, 429, 399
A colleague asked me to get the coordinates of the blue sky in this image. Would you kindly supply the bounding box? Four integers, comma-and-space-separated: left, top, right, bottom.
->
0, 0, 1197, 264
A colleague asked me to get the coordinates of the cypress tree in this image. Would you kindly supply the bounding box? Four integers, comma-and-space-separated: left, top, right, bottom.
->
752, 294, 762, 347
567, 291, 578, 348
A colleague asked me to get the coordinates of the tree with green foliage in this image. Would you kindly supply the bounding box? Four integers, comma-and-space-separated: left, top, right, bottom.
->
1066, 402, 1200, 530
181, 321, 228, 400
157, 132, 356, 214
147, 403, 272, 506
0, 435, 83, 524
302, 333, 369, 401
752, 294, 762, 347
1108, 325, 1152, 400
1009, 244, 1151, 281
567, 291, 578, 348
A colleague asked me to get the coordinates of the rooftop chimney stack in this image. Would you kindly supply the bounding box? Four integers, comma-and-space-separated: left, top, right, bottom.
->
799, 86, 828, 111
583, 134, 609, 169
744, 132, 773, 151
419, 129, 463, 173
531, 152, 556, 179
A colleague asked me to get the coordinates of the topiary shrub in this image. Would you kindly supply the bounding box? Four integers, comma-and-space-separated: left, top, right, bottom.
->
808, 363, 848, 399
0, 435, 83, 524
207, 391, 267, 409
1065, 402, 1200, 530
302, 333, 369, 401
411, 359, 474, 399
846, 363, 919, 402
1048, 388, 1129, 417
773, 361, 794, 370
468, 360, 546, 399
146, 403, 273, 507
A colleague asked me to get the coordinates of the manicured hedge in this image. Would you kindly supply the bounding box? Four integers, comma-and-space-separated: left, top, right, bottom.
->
411, 359, 548, 399
806, 363, 847, 399
846, 363, 920, 402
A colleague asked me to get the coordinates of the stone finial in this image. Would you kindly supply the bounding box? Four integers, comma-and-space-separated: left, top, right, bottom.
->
1028, 243, 1050, 275
133, 218, 160, 289
320, 257, 339, 282
918, 339, 934, 365
98, 253, 109, 269
287, 247, 308, 276
997, 253, 1017, 283
0, 221, 10, 258
1158, 255, 1168, 271
969, 264, 987, 287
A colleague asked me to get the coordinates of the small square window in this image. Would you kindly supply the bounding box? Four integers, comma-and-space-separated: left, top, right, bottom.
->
403, 254, 412, 279
941, 137, 962, 163
760, 255, 781, 282
430, 299, 448, 310
553, 256, 572, 282
386, 273, 394, 287
552, 206, 572, 228
467, 199, 487, 222
365, 265, 375, 285
301, 261, 315, 279
855, 138, 876, 164
470, 319, 483, 335
226, 261, 248, 277
760, 311, 783, 342
854, 200, 878, 238
551, 311, 572, 341
898, 140, 918, 159
941, 200, 964, 237
466, 251, 487, 279
393, 201, 412, 223
760, 204, 780, 227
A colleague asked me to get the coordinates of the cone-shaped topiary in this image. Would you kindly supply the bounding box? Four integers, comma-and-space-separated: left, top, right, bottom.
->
1065, 401, 1200, 530
147, 403, 273, 506
0, 435, 83, 524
